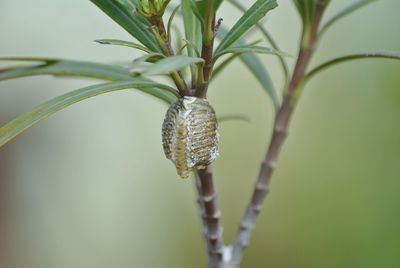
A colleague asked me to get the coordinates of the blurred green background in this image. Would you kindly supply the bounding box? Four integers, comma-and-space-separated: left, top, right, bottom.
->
1, 1, 399, 267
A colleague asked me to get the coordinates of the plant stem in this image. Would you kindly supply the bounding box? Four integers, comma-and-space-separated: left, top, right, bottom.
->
196, 0, 216, 98
229, 1, 328, 266
193, 3, 225, 267
196, 33, 215, 98
150, 16, 190, 96
196, 167, 225, 268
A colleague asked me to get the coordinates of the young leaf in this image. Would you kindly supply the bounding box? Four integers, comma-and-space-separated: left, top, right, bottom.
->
305, 51, 400, 82
216, 0, 278, 53
143, 55, 204, 75
0, 58, 134, 81
95, 39, 153, 53
319, 0, 377, 36
181, 0, 201, 57
90, 0, 161, 52
0, 80, 179, 148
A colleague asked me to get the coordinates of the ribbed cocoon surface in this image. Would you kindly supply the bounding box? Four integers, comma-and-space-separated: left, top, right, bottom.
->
162, 96, 219, 179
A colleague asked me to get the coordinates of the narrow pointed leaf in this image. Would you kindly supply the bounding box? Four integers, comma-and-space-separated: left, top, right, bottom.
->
194, 0, 224, 18
90, 0, 161, 52
0, 80, 178, 147
215, 45, 290, 58
95, 39, 152, 53
227, 0, 289, 82
305, 51, 400, 82
0, 58, 134, 81
144, 55, 204, 75
181, 0, 202, 80
131, 53, 165, 65
182, 39, 201, 57
212, 54, 237, 78
240, 53, 279, 109
167, 5, 181, 41
182, 0, 201, 56
216, 27, 279, 110
319, 0, 376, 36
216, 0, 278, 53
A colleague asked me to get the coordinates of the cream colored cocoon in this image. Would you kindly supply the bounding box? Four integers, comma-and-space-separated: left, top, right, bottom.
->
162, 96, 219, 179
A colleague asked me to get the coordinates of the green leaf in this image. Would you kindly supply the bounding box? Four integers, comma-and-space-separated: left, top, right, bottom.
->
227, 0, 289, 83
0, 58, 134, 81
215, 27, 279, 110
305, 51, 400, 82
194, 0, 224, 18
90, 0, 161, 52
215, 45, 290, 59
319, 0, 377, 36
292, 0, 315, 25
182, 39, 201, 57
188, 1, 204, 25
240, 53, 279, 110
212, 54, 237, 78
167, 5, 181, 42
181, 0, 202, 56
95, 39, 152, 53
131, 53, 165, 66
181, 0, 202, 80
216, 0, 278, 53
144, 55, 204, 75
0, 80, 179, 148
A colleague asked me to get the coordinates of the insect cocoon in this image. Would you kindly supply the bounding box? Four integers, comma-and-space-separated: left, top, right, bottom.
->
162, 96, 219, 179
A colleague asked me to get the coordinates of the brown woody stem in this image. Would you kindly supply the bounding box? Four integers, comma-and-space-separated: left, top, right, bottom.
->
196, 167, 225, 268
229, 1, 328, 266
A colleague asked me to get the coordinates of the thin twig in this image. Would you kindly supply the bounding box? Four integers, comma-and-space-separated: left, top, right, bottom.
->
230, 1, 329, 266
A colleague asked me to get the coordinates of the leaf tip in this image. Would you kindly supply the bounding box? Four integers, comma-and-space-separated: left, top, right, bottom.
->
94, 39, 109, 44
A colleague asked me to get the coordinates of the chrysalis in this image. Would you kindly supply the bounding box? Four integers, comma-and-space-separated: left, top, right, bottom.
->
162, 96, 219, 179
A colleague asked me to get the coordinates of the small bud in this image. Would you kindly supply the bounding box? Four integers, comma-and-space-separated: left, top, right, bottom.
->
137, 0, 170, 18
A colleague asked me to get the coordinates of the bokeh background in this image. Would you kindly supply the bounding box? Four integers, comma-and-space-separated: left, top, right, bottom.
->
1, 1, 399, 267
